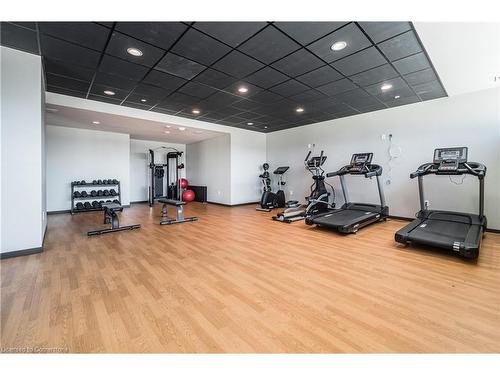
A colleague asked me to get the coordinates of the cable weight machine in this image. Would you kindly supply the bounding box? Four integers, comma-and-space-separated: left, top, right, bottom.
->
148, 147, 185, 206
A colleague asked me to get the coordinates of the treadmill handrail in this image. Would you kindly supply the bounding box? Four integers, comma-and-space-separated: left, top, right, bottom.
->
326, 164, 382, 178
410, 161, 487, 179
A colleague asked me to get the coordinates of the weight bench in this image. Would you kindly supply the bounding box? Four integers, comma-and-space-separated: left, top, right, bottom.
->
157, 198, 198, 225
87, 203, 141, 236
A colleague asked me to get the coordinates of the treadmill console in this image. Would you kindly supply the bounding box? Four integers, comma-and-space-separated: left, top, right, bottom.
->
349, 153, 373, 172
433, 147, 468, 172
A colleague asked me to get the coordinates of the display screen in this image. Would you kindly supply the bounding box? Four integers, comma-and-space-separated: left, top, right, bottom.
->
434, 147, 467, 163
440, 150, 460, 159
355, 155, 367, 162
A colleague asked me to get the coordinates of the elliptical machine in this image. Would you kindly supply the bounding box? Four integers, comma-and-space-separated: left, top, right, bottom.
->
272, 150, 335, 223
256, 164, 289, 212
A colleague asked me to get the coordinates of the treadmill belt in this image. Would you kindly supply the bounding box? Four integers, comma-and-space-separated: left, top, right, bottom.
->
312, 209, 378, 228
409, 219, 469, 247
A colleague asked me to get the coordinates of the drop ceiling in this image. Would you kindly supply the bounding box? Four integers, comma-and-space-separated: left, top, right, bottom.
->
1, 21, 446, 133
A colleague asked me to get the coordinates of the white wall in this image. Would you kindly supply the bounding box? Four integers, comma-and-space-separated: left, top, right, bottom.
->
186, 135, 231, 204
1, 47, 44, 254
130, 139, 185, 202
230, 132, 267, 205
46, 125, 130, 211
267, 88, 500, 230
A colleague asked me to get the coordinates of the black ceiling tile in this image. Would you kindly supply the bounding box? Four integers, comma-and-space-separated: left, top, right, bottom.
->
105, 31, 165, 67
234, 111, 262, 120
364, 76, 409, 96
331, 46, 386, 76
269, 79, 309, 97
126, 90, 163, 106
38, 22, 110, 51
223, 81, 263, 98
1, 22, 39, 54
44, 58, 95, 82
244, 67, 289, 89
412, 80, 446, 100
172, 28, 231, 65
274, 22, 348, 45
115, 22, 188, 50
154, 101, 186, 112
230, 99, 261, 111
356, 102, 387, 113
204, 107, 243, 119
150, 107, 178, 115
386, 95, 420, 107
271, 48, 324, 77
94, 71, 138, 91
155, 52, 206, 80
333, 88, 380, 108
122, 101, 151, 110
47, 85, 87, 98
222, 115, 247, 124
349, 64, 399, 87
178, 81, 218, 99
40, 34, 101, 68
289, 89, 327, 103
164, 92, 201, 106
238, 26, 301, 64
88, 93, 123, 104
130, 82, 168, 97
308, 23, 372, 63
296, 65, 343, 87
95, 22, 114, 28
316, 78, 357, 96
193, 68, 237, 89
358, 22, 412, 43
404, 68, 437, 86
250, 90, 284, 103
99, 54, 149, 81
176, 109, 201, 119
310, 112, 336, 122
193, 22, 267, 47
376, 84, 415, 102
212, 50, 264, 78
202, 91, 240, 107
378, 30, 422, 61
10, 22, 37, 30
142, 70, 187, 91
90, 84, 131, 100
46, 73, 90, 92
392, 52, 430, 75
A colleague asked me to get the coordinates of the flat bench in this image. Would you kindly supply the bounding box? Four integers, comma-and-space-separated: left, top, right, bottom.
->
157, 198, 198, 225
87, 203, 141, 236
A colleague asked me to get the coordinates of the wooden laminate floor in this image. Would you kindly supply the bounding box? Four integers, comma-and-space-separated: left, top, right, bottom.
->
1, 202, 499, 353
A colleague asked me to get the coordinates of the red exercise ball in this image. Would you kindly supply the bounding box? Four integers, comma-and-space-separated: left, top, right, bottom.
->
179, 178, 189, 189
182, 189, 195, 202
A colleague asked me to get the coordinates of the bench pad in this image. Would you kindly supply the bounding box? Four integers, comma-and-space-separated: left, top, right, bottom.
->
158, 199, 186, 206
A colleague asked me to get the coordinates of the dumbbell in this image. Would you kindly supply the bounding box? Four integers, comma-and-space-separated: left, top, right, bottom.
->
73, 191, 81, 198
109, 189, 117, 196
106, 200, 112, 203
90, 190, 97, 197
98, 201, 104, 208
112, 179, 118, 184
97, 179, 103, 184
91, 201, 99, 209
83, 202, 92, 209
75, 202, 84, 210
97, 190, 103, 196
103, 189, 110, 196
112, 199, 120, 204
80, 180, 86, 185
81, 191, 88, 198
92, 180, 97, 185
106, 179, 112, 184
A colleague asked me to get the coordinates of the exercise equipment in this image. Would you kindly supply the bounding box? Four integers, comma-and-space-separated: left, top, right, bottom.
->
73, 191, 81, 198
81, 191, 88, 197
76, 202, 84, 210
395, 147, 486, 259
273, 150, 334, 223
158, 198, 198, 225
103, 189, 110, 196
87, 203, 141, 236
182, 189, 195, 202
306, 153, 388, 233
180, 178, 188, 189
109, 189, 117, 196
90, 190, 97, 197
83, 202, 92, 209
256, 165, 289, 212
148, 147, 185, 206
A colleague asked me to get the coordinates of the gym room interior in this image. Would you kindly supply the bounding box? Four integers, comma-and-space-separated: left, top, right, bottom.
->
1, 1, 500, 372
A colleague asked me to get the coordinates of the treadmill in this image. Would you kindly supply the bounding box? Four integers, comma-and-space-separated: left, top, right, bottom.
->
395, 147, 487, 259
305, 153, 389, 233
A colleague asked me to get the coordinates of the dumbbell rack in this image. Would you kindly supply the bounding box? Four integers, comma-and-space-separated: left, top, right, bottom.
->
71, 180, 121, 214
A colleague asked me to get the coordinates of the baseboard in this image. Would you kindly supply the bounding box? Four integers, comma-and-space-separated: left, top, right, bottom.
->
131, 200, 148, 204
207, 201, 259, 207
1, 247, 43, 259
48, 209, 71, 214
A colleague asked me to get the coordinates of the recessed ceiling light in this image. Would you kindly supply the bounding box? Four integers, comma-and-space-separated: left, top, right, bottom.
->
296, 107, 304, 113
92, 121, 100, 125
140, 98, 147, 103
331, 41, 347, 51
127, 47, 143, 57
247, 122, 254, 126
46, 107, 58, 113
103, 90, 115, 96
164, 130, 170, 134
381, 84, 393, 91
238, 86, 248, 93
394, 95, 401, 99
264, 126, 268, 129
178, 127, 186, 131
192, 109, 200, 114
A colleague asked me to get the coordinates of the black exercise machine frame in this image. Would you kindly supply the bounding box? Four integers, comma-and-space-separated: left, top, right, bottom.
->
87, 203, 141, 236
